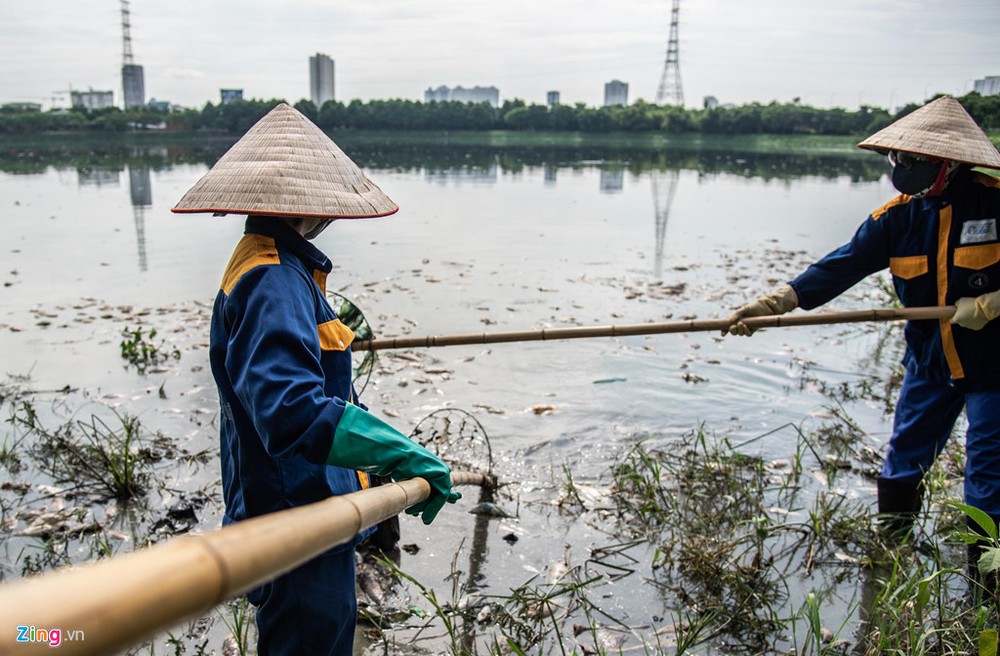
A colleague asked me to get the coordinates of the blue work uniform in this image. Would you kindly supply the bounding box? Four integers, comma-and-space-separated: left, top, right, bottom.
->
790, 168, 1000, 514
209, 216, 371, 656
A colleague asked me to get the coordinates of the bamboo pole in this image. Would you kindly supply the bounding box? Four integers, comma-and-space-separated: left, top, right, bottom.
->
0, 470, 492, 656
353, 306, 956, 352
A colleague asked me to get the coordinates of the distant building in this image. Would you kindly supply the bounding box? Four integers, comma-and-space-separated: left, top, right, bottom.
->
2, 102, 42, 112
547, 91, 560, 107
973, 76, 1000, 96
703, 95, 719, 109
309, 53, 335, 108
424, 85, 500, 107
147, 98, 171, 112
122, 64, 145, 109
603, 80, 628, 107
221, 89, 244, 104
71, 89, 115, 110
424, 86, 450, 103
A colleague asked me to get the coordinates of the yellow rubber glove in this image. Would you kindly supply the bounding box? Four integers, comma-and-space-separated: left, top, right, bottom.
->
725, 284, 799, 336
950, 290, 1000, 331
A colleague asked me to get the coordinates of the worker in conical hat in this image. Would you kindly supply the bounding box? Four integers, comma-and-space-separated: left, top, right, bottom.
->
173, 102, 460, 655
722, 95, 1000, 596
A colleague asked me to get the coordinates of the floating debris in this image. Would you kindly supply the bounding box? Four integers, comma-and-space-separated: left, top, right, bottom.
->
469, 502, 512, 518
530, 404, 556, 415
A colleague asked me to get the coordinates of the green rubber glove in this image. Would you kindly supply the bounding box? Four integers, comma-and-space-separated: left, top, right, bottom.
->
328, 404, 461, 524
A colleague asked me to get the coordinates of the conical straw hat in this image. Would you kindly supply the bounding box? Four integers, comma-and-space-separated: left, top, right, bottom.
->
857, 96, 1000, 170
172, 103, 398, 218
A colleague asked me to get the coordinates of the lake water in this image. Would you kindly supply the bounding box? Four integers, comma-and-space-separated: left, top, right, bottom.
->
0, 136, 925, 653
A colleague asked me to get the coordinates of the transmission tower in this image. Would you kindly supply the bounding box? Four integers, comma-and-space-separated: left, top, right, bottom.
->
655, 0, 684, 106
120, 0, 134, 65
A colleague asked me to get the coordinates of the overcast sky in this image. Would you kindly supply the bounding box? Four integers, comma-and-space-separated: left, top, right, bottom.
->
3, 0, 998, 112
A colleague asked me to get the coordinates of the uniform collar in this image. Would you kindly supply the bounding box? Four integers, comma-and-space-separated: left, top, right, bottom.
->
939, 165, 974, 202
244, 215, 333, 274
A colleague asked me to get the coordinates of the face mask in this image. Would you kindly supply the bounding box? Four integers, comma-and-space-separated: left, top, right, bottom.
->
889, 153, 943, 198
302, 219, 334, 240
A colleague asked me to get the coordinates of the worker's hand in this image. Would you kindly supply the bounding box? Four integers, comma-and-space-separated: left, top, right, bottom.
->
327, 404, 461, 525
724, 284, 799, 337
951, 290, 1000, 331
402, 457, 461, 525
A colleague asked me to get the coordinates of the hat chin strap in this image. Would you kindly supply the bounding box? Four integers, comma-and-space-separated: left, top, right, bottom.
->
917, 160, 960, 198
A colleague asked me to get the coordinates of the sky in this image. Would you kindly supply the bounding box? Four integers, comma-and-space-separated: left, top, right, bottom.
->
2, 0, 998, 112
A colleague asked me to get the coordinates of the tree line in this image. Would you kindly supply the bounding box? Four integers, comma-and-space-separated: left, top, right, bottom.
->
1, 93, 998, 138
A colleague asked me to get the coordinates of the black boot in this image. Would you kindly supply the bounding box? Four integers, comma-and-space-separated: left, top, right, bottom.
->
876, 477, 923, 544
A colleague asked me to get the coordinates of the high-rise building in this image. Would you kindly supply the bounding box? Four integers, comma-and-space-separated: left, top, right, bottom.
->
604, 80, 628, 107
122, 64, 145, 108
973, 76, 1000, 96
221, 89, 244, 104
309, 53, 335, 108
423, 85, 500, 107
546, 91, 560, 106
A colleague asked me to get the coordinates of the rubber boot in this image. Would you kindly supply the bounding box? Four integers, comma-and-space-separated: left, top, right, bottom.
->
876, 477, 923, 545
966, 514, 999, 605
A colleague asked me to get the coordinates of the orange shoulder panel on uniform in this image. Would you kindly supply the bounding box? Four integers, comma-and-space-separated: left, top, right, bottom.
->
871, 194, 913, 221
221, 234, 280, 295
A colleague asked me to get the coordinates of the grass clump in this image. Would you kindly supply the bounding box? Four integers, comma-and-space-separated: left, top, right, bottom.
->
9, 396, 152, 502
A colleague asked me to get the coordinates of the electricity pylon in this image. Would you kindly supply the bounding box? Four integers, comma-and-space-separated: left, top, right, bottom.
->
655, 0, 684, 106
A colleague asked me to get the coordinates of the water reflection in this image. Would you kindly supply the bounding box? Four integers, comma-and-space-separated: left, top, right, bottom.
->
77, 167, 119, 188
425, 158, 498, 185
128, 164, 152, 271
0, 136, 887, 293
0, 137, 888, 183
650, 170, 680, 278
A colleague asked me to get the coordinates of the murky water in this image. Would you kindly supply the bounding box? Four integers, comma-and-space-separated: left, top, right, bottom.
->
0, 137, 918, 652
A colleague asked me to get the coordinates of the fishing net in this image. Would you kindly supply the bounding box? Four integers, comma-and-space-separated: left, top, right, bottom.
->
410, 408, 493, 477
329, 292, 378, 396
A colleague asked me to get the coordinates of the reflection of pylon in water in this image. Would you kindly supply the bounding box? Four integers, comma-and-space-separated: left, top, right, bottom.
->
128, 166, 151, 272
128, 164, 152, 272
651, 170, 680, 278
133, 207, 147, 272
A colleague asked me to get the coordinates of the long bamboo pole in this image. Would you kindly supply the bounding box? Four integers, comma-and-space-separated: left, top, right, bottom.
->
0, 471, 491, 656
353, 306, 956, 352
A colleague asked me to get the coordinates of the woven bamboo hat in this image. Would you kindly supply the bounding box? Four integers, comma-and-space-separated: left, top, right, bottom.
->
857, 96, 1000, 170
172, 103, 398, 218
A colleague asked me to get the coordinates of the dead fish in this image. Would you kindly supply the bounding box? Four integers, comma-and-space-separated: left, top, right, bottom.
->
469, 502, 512, 518
356, 566, 386, 606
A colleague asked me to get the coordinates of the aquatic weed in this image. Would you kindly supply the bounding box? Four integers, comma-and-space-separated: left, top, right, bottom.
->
120, 326, 181, 374
218, 597, 256, 656
32, 410, 152, 502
